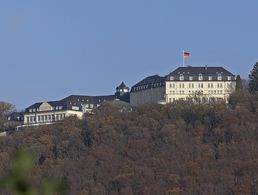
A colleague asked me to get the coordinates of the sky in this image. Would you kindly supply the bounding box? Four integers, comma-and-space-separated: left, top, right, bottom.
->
0, 0, 257, 109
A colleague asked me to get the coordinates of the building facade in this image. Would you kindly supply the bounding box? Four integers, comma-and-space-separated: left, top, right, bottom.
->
130, 66, 236, 106
24, 83, 130, 125
130, 75, 166, 107
166, 66, 236, 103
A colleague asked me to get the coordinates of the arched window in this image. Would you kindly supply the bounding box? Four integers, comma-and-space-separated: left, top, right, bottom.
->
198, 73, 203, 80
179, 74, 184, 81
218, 73, 222, 80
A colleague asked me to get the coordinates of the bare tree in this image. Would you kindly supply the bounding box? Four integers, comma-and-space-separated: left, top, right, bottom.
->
0, 101, 15, 131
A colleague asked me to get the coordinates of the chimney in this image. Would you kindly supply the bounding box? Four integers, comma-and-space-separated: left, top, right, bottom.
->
205, 65, 208, 70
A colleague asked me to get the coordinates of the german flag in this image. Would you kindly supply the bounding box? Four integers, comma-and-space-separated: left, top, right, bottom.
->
183, 52, 190, 58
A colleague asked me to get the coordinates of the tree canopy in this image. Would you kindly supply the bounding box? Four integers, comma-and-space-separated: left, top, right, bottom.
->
0, 102, 15, 131
0, 96, 258, 194
249, 62, 258, 93
235, 74, 243, 91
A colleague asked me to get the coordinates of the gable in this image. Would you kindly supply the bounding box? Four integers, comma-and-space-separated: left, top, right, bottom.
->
39, 102, 52, 112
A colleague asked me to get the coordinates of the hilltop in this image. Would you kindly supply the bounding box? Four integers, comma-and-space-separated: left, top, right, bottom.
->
0, 91, 258, 194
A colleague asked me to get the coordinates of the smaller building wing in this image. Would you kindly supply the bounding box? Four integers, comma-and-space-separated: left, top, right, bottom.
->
131, 75, 165, 92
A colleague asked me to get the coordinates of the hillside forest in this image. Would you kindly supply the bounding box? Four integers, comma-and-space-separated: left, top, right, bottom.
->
0, 63, 258, 195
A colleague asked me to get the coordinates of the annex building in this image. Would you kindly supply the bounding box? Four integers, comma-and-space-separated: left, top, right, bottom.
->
24, 83, 130, 125
130, 66, 236, 106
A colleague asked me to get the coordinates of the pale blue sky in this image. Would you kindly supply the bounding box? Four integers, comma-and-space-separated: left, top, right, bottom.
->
0, 0, 257, 109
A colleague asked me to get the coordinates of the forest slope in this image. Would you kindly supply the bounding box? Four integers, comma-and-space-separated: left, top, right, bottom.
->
1, 91, 258, 195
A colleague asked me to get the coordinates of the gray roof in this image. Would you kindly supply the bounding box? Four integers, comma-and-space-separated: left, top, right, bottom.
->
167, 66, 235, 81
116, 82, 129, 90
25, 95, 116, 113
131, 75, 165, 92
61, 95, 115, 106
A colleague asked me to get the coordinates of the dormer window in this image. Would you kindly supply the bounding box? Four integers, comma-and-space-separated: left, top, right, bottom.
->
170, 76, 174, 81
198, 74, 203, 80
189, 76, 193, 81
179, 74, 184, 81
218, 73, 222, 80
208, 76, 212, 81
227, 76, 231, 80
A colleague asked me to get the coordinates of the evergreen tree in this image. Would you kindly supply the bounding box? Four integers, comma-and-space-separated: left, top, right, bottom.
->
249, 62, 258, 93
235, 75, 243, 91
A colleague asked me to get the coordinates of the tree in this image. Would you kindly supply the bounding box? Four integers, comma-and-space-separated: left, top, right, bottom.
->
0, 150, 65, 195
249, 62, 258, 93
0, 101, 15, 131
235, 75, 243, 91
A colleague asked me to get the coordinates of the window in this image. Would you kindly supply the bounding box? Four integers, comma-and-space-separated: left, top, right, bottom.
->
198, 74, 203, 80
218, 73, 222, 80
179, 74, 184, 81
189, 76, 193, 81
170, 76, 174, 81
208, 76, 212, 81
227, 76, 231, 80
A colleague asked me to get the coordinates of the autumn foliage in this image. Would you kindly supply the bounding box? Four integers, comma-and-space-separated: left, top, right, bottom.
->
1, 93, 258, 194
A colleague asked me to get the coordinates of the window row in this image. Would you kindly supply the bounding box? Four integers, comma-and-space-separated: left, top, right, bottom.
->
169, 90, 224, 95
168, 97, 225, 103
170, 74, 233, 81
27, 114, 66, 123
133, 82, 165, 91
169, 83, 228, 89
29, 106, 63, 113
